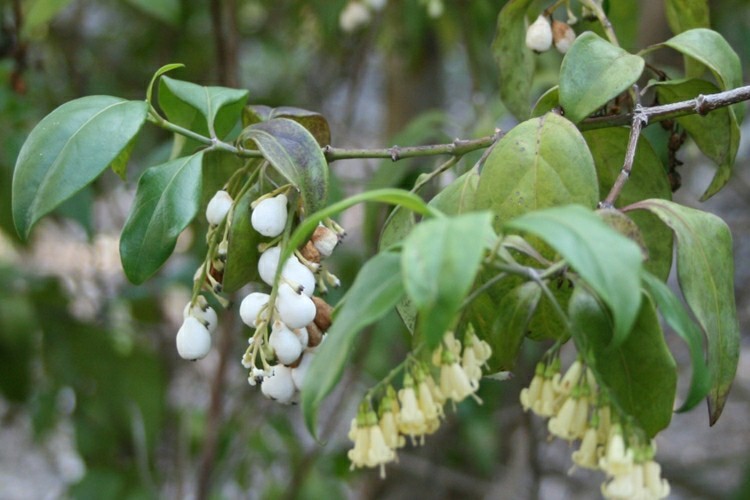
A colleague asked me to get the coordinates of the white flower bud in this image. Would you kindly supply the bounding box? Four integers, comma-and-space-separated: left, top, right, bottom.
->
239, 292, 270, 328
176, 317, 212, 360
269, 322, 303, 365
206, 190, 233, 226
292, 351, 316, 390
261, 365, 296, 403
526, 15, 553, 53
552, 20, 576, 54
277, 283, 316, 329
282, 258, 316, 296
251, 194, 288, 237
311, 224, 340, 258
340, 2, 371, 32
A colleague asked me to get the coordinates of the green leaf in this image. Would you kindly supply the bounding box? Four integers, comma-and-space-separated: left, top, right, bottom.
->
531, 86, 559, 118
12, 96, 148, 240
624, 199, 739, 424
428, 167, 479, 215
243, 105, 331, 147
222, 187, 262, 293
583, 128, 673, 280
401, 212, 495, 348
492, 0, 536, 121
653, 79, 741, 200
302, 252, 404, 437
569, 288, 676, 437
380, 205, 416, 252
646, 29, 743, 121
241, 118, 329, 216
559, 32, 645, 123
506, 205, 643, 346
485, 281, 541, 371
665, 0, 710, 34
146, 63, 185, 105
642, 272, 711, 412
120, 153, 204, 284
158, 75, 248, 140
475, 112, 599, 230
284, 189, 438, 265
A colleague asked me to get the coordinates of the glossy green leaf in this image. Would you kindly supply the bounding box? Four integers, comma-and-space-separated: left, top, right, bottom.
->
222, 187, 262, 293
531, 86, 559, 118
506, 205, 643, 346
486, 281, 541, 371
379, 206, 418, 332
625, 199, 739, 424
243, 105, 331, 147
401, 212, 495, 348
146, 63, 185, 105
492, 0, 535, 121
302, 252, 404, 437
120, 153, 204, 284
665, 0, 710, 34
12, 96, 148, 240
428, 167, 479, 215
569, 288, 676, 437
654, 79, 741, 200
583, 128, 673, 280
642, 272, 711, 412
646, 29, 743, 121
526, 278, 573, 341
475, 113, 599, 230
241, 118, 329, 216
559, 32, 645, 123
158, 75, 248, 140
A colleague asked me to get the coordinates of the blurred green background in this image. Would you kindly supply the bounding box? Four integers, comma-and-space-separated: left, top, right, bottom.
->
1, 0, 750, 498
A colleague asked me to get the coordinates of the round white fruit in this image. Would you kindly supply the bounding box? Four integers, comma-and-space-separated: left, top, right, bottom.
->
251, 194, 289, 237
525, 15, 553, 52
277, 284, 316, 329
261, 365, 296, 403
176, 317, 212, 360
239, 292, 270, 328
206, 190, 233, 226
269, 322, 303, 365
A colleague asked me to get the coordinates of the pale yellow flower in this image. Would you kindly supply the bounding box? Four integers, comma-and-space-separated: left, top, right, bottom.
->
440, 358, 478, 403
555, 359, 583, 397
570, 393, 590, 439
397, 375, 427, 440
643, 460, 670, 499
599, 425, 634, 477
366, 424, 396, 478
548, 395, 577, 441
601, 464, 643, 499
520, 363, 545, 412
378, 409, 405, 450
571, 428, 600, 470
461, 346, 482, 387
348, 416, 371, 470
417, 378, 442, 433
596, 404, 612, 445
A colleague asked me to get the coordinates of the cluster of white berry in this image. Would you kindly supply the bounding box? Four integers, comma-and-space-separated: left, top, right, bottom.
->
525, 15, 576, 54
174, 187, 344, 406
238, 191, 343, 404
520, 358, 670, 499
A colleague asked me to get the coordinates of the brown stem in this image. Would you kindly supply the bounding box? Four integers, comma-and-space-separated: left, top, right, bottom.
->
195, 309, 237, 500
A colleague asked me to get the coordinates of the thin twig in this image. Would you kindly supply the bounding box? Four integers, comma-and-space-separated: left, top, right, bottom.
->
600, 86, 648, 207
581, 84, 750, 131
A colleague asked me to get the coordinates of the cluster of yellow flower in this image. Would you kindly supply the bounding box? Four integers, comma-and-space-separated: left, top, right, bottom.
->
347, 331, 491, 477
520, 358, 671, 499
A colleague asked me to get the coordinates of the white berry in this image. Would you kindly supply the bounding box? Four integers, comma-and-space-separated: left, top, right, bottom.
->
251, 194, 289, 237
206, 190, 233, 226
294, 327, 309, 350
269, 322, 303, 365
261, 365, 296, 403
526, 15, 553, 53
239, 292, 270, 328
183, 298, 218, 333
258, 246, 282, 285
292, 351, 316, 390
176, 317, 212, 360
283, 258, 316, 296
277, 283, 316, 329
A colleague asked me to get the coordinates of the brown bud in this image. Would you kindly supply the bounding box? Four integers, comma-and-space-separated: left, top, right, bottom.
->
552, 20, 576, 54
311, 225, 340, 258
300, 240, 322, 264
311, 296, 333, 332
306, 321, 324, 348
